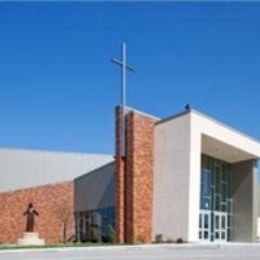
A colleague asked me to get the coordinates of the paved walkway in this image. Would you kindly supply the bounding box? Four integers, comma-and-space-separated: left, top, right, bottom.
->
0, 243, 260, 260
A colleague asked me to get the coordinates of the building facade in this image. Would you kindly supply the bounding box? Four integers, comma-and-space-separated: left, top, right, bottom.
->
115, 106, 260, 243
0, 106, 260, 244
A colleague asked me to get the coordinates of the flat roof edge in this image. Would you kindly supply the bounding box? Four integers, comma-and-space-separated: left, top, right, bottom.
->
155, 109, 191, 125
155, 108, 260, 146
191, 109, 260, 146
0, 147, 113, 157
74, 161, 115, 181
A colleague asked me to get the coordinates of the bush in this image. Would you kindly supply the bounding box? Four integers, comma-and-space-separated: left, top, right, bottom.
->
107, 224, 116, 244
91, 227, 101, 243
136, 234, 146, 243
176, 237, 184, 244
154, 234, 163, 243
80, 232, 89, 243
102, 235, 109, 243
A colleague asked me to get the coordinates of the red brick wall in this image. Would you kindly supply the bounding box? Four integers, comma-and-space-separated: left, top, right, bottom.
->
115, 106, 155, 243
0, 181, 74, 244
115, 106, 126, 243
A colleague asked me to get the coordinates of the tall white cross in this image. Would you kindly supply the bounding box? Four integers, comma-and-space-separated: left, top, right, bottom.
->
111, 43, 135, 156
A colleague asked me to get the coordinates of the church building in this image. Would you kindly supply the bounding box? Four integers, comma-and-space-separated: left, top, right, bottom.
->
0, 105, 260, 244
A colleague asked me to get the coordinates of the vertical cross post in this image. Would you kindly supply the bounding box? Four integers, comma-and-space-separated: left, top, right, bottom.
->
111, 43, 135, 156
121, 43, 126, 109
121, 43, 126, 157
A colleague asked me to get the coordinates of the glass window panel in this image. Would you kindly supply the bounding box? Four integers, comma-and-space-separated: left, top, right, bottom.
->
227, 171, 232, 197
203, 170, 211, 197
221, 216, 226, 229
215, 160, 220, 167
215, 215, 220, 229
215, 195, 220, 211
204, 231, 208, 239
200, 193, 204, 209
227, 215, 232, 229
215, 168, 220, 194
204, 214, 209, 229
227, 200, 231, 213
222, 183, 227, 202
203, 198, 210, 210
222, 163, 228, 183
206, 156, 211, 169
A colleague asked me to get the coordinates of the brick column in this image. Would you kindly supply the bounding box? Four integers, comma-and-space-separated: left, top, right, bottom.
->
115, 106, 155, 243
115, 106, 126, 243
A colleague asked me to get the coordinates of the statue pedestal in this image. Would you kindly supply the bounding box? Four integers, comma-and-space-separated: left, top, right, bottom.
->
17, 232, 45, 246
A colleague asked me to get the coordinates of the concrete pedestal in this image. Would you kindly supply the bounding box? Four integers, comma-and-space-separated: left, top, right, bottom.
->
17, 232, 45, 246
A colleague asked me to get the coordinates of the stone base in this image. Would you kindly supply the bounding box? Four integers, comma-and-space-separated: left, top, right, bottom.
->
17, 232, 45, 246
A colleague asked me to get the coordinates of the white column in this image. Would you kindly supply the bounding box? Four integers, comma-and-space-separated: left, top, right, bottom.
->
188, 118, 202, 242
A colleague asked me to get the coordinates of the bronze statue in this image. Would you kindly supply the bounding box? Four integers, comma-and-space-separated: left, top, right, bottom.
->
24, 203, 39, 232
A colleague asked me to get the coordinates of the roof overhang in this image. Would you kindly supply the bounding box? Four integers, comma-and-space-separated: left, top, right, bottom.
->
190, 110, 260, 163
202, 134, 258, 163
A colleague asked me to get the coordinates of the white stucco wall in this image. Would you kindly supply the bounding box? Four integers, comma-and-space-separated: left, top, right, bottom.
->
0, 148, 114, 193
153, 114, 191, 241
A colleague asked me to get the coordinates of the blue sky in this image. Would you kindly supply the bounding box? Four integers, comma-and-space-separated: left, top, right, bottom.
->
0, 2, 260, 154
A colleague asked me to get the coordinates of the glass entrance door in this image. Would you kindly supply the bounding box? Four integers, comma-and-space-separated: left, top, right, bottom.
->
199, 155, 233, 242
214, 212, 227, 242
199, 210, 211, 242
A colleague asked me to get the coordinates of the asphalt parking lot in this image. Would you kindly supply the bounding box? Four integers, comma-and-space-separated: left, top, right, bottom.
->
0, 244, 260, 260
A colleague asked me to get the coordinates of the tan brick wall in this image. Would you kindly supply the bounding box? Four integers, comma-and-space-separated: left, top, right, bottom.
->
115, 106, 155, 243
0, 181, 74, 244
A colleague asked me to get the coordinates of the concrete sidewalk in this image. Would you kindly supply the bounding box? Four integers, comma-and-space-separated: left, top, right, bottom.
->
1, 243, 260, 260
0, 242, 260, 254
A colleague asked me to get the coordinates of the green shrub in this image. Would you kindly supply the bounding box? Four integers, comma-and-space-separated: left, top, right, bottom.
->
107, 224, 116, 244
176, 237, 184, 244
91, 227, 101, 243
136, 234, 146, 243
155, 234, 163, 243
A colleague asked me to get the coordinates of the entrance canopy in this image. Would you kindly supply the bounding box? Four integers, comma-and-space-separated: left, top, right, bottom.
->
202, 135, 259, 163
190, 110, 260, 164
